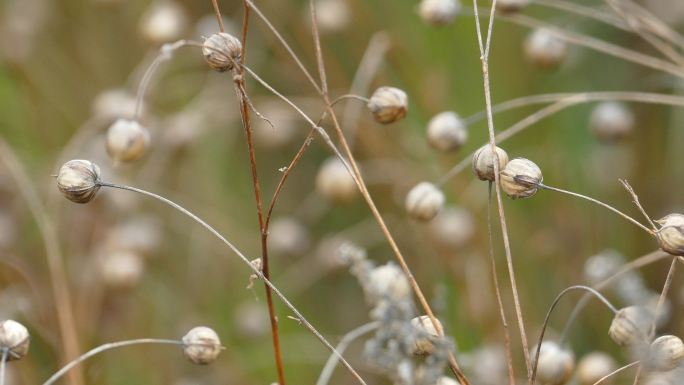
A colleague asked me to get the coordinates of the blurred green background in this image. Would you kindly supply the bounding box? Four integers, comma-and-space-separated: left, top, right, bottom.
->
0, 0, 683, 384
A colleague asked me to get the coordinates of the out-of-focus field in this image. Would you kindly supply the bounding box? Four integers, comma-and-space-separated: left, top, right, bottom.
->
0, 0, 683, 384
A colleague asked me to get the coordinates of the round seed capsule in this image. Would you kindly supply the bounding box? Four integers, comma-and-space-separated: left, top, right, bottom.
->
410, 315, 442, 355
268, 217, 311, 257
405, 182, 445, 221
0, 320, 30, 361
56, 160, 102, 204
139, 0, 187, 45
312, 0, 351, 33
496, 0, 529, 13
367, 262, 411, 300
106, 119, 150, 163
367, 87, 408, 124
648, 335, 684, 372
655, 214, 684, 256
576, 352, 617, 385
202, 32, 242, 72
500, 158, 543, 199
430, 206, 475, 248
472, 144, 509, 181
524, 27, 567, 69
182, 326, 222, 365
532, 341, 575, 385
589, 102, 634, 144
608, 305, 653, 347
315, 157, 357, 203
418, 0, 460, 26
426, 111, 468, 152
99, 250, 145, 289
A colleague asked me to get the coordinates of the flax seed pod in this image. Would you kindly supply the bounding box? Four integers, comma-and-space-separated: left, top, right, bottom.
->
648, 335, 684, 372
426, 111, 468, 152
367, 262, 411, 300
106, 119, 150, 163
410, 315, 442, 355
472, 144, 509, 181
655, 214, 684, 256
56, 160, 102, 204
500, 158, 543, 199
496, 0, 529, 13
525, 27, 567, 69
202, 32, 242, 72
0, 320, 30, 360
182, 326, 222, 365
589, 102, 634, 143
608, 305, 653, 347
268, 217, 310, 257
430, 206, 475, 248
367, 87, 408, 124
312, 0, 351, 33
576, 352, 617, 385
533, 341, 575, 385
99, 250, 145, 289
315, 157, 358, 203
92, 88, 138, 121
405, 182, 445, 221
139, 0, 187, 45
418, 0, 460, 26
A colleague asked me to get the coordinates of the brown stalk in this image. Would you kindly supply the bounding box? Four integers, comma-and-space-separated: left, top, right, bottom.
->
306, 2, 469, 383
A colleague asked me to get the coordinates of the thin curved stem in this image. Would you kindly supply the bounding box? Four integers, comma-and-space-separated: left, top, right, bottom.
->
42, 339, 182, 385
316, 322, 379, 385
531, 286, 618, 385
0, 348, 8, 385
538, 183, 654, 235
592, 361, 640, 385
96, 182, 367, 385
210, 0, 225, 32
650, 257, 677, 336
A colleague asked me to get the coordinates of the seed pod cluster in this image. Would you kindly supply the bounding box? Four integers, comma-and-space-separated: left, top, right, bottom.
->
472, 144, 509, 181
182, 326, 222, 365
608, 305, 653, 347
655, 214, 684, 256
533, 341, 575, 385
500, 157, 543, 199
576, 352, 617, 385
589, 102, 634, 144
315, 157, 358, 203
418, 0, 460, 26
56, 160, 102, 204
648, 335, 684, 372
426, 111, 468, 152
106, 119, 150, 163
405, 182, 445, 221
367, 87, 408, 124
202, 32, 242, 72
525, 27, 567, 69
410, 315, 442, 355
0, 320, 30, 361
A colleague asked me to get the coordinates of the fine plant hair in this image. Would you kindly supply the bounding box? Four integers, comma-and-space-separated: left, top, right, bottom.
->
4, 0, 684, 385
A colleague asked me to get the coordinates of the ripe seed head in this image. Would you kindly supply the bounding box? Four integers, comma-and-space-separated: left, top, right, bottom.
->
418, 0, 460, 26
182, 326, 222, 365
426, 111, 468, 152
608, 305, 653, 347
576, 352, 617, 385
106, 119, 150, 163
202, 32, 242, 72
472, 144, 509, 181
500, 157, 543, 199
405, 182, 445, 221
410, 315, 442, 355
315, 157, 358, 203
56, 160, 102, 204
524, 27, 567, 69
367, 87, 408, 124
655, 214, 684, 256
0, 320, 30, 361
532, 341, 575, 385
589, 102, 634, 143
648, 335, 684, 372
367, 262, 411, 300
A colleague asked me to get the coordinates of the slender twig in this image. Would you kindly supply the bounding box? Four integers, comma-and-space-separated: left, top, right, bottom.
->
650, 257, 677, 336
530, 286, 618, 385
210, 0, 225, 32
591, 361, 640, 385
0, 348, 8, 385
316, 322, 379, 385
96, 181, 367, 385
538, 183, 654, 235
620, 179, 657, 231
42, 339, 182, 385
0, 140, 84, 385
472, 0, 534, 379
487, 183, 516, 385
